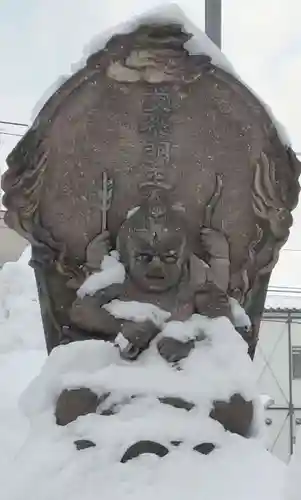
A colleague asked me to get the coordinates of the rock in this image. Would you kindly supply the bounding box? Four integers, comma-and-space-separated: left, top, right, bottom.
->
74, 439, 96, 451
159, 396, 195, 411
210, 393, 253, 437
193, 442, 216, 455
55, 388, 99, 426
121, 440, 169, 463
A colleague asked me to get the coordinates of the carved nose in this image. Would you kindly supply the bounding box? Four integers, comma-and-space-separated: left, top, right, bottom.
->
146, 257, 165, 279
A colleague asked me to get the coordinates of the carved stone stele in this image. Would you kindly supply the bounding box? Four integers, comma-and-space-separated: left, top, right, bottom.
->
1, 23, 300, 356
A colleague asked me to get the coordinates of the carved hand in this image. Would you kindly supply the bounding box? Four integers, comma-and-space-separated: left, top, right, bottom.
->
157, 337, 194, 363
200, 228, 229, 260
121, 320, 160, 350
86, 230, 112, 270
93, 283, 125, 304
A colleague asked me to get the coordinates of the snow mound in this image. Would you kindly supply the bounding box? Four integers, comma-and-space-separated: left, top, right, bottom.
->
0, 248, 46, 485
31, 3, 290, 145
21, 316, 259, 417
1, 313, 285, 500
0, 247, 288, 500
3, 427, 286, 500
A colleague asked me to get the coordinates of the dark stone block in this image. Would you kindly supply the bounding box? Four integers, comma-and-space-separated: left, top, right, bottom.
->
210, 393, 254, 437
170, 440, 182, 447
193, 442, 216, 455
121, 440, 169, 463
55, 388, 99, 426
159, 396, 195, 411
74, 439, 96, 451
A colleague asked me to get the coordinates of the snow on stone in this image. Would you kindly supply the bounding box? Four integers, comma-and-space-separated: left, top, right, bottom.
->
127, 206, 140, 219
77, 252, 125, 298
0, 242, 292, 500
31, 3, 290, 146
160, 314, 206, 342
21, 316, 258, 421
229, 297, 251, 329
115, 332, 130, 351
104, 300, 171, 327
1, 313, 285, 500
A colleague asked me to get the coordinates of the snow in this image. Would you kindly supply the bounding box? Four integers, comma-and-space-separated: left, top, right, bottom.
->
127, 206, 140, 219
285, 428, 301, 500
0, 247, 46, 481
21, 315, 259, 413
77, 251, 125, 298
229, 297, 251, 328
160, 315, 206, 342
1, 315, 286, 500
30, 3, 290, 146
104, 300, 171, 327
265, 291, 301, 310
259, 394, 274, 409
0, 243, 293, 500
0, 246, 45, 352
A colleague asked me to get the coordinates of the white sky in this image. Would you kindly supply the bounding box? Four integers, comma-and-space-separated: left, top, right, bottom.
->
0, 0, 301, 286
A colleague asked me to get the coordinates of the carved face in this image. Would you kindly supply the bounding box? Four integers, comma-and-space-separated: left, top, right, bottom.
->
118, 200, 190, 293
126, 229, 188, 293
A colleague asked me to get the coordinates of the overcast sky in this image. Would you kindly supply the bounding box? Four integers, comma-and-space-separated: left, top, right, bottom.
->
0, 0, 301, 286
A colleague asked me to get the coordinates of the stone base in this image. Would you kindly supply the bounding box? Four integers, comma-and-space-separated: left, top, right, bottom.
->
55, 388, 253, 440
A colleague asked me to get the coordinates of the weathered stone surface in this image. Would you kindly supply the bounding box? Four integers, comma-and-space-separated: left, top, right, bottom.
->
210, 393, 254, 437
1, 23, 300, 357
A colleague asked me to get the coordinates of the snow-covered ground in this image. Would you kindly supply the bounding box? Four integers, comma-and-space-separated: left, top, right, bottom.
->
0, 247, 46, 477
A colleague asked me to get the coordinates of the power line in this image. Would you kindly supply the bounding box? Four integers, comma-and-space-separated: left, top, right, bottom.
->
282, 248, 301, 252
0, 120, 28, 128
0, 131, 24, 138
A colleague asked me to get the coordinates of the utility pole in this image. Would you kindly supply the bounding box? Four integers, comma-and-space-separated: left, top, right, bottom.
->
205, 0, 222, 48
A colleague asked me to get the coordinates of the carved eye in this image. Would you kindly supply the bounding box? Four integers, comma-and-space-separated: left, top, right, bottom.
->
136, 252, 153, 263
162, 251, 178, 264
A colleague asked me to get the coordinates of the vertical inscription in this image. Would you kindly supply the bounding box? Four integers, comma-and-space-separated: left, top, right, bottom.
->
139, 85, 173, 182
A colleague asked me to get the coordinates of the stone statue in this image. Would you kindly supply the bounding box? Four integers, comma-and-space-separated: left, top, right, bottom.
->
1, 21, 300, 449
1, 23, 300, 359
67, 181, 232, 361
